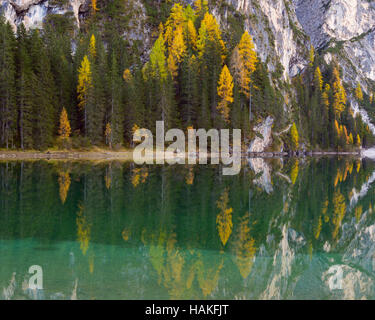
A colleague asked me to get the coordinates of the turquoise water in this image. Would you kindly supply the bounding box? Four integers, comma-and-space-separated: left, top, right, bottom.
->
1, 158, 375, 300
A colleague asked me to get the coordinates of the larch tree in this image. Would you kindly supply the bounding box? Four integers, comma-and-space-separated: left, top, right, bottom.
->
291, 122, 299, 151
357, 134, 361, 147
91, 0, 98, 13
167, 26, 187, 79
237, 31, 258, 121
77, 55, 93, 135
58, 107, 71, 139
197, 12, 226, 126
309, 45, 315, 67
89, 34, 96, 58
164, 3, 185, 48
143, 34, 175, 128
314, 67, 323, 92
217, 65, 234, 123
322, 84, 330, 109
186, 19, 197, 51
355, 82, 363, 101
332, 67, 347, 118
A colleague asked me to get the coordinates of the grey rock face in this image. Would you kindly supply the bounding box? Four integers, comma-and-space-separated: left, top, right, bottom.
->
295, 0, 375, 89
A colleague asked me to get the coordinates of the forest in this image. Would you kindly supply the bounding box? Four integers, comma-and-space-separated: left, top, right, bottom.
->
0, 0, 374, 151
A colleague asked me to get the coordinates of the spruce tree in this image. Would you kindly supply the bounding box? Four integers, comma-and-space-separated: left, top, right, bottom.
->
16, 24, 34, 150
0, 19, 17, 149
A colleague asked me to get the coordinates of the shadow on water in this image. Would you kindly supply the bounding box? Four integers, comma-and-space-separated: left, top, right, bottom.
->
1, 157, 375, 299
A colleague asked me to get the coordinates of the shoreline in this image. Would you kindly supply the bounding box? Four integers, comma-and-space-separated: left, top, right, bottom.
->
0, 150, 362, 161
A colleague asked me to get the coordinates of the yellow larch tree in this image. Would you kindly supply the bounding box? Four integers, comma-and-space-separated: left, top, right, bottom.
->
123, 69, 132, 82
309, 45, 315, 67
349, 132, 354, 145
194, 0, 208, 16
355, 82, 363, 101
148, 34, 168, 82
216, 188, 233, 246
76, 204, 91, 256
58, 107, 71, 140
91, 0, 98, 13
186, 19, 197, 50
290, 160, 299, 185
357, 134, 361, 147
164, 3, 186, 48
217, 65, 234, 123
168, 26, 187, 79
89, 34, 96, 58
77, 55, 92, 133
332, 191, 346, 239
199, 12, 226, 61
58, 171, 71, 204
332, 67, 347, 118
314, 66, 323, 91
77, 55, 92, 110
291, 122, 299, 151
237, 31, 258, 97
232, 212, 257, 279
322, 84, 330, 109
196, 19, 208, 58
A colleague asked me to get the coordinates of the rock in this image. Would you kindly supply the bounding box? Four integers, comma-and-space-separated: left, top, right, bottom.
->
248, 116, 274, 153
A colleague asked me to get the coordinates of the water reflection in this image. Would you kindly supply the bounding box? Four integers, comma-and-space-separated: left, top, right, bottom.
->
0, 157, 375, 299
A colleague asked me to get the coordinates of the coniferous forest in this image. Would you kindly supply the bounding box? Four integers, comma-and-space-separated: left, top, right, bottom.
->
0, 0, 374, 152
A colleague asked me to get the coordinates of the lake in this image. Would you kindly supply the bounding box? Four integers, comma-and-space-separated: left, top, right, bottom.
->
1, 157, 375, 300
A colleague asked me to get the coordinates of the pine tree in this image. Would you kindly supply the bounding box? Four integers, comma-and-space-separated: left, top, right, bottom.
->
0, 19, 17, 149
29, 30, 56, 149
143, 34, 176, 129
180, 54, 199, 126
43, 18, 77, 132
16, 24, 34, 150
90, 34, 107, 144
105, 122, 112, 148
59, 107, 71, 139
217, 65, 234, 123
108, 52, 123, 145
197, 13, 226, 126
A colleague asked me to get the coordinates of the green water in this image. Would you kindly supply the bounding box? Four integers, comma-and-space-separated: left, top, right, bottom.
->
1, 158, 375, 300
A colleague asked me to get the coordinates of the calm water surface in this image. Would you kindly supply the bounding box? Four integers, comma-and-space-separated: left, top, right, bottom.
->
1, 157, 375, 300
